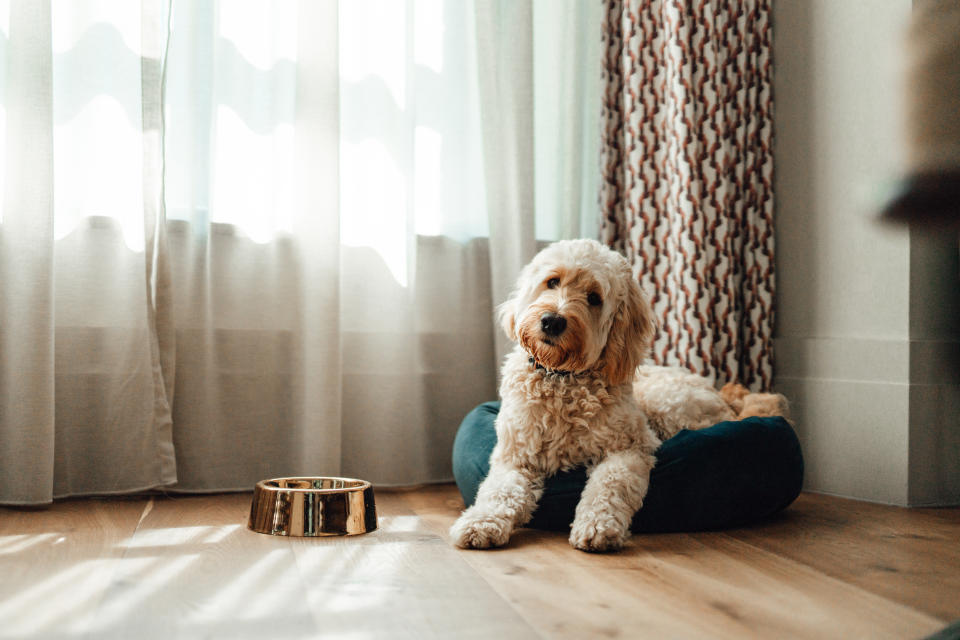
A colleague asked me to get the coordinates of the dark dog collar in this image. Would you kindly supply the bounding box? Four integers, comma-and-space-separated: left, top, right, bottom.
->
528, 356, 574, 377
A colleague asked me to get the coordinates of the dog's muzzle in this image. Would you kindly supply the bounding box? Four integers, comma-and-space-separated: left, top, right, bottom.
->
540, 312, 567, 337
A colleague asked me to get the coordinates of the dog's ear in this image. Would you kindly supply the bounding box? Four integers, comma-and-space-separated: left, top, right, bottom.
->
497, 298, 517, 341
600, 276, 656, 386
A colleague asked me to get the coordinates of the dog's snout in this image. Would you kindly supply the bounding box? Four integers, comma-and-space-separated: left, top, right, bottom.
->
540, 312, 567, 337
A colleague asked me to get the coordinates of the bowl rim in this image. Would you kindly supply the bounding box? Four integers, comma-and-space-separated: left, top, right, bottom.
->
253, 476, 372, 494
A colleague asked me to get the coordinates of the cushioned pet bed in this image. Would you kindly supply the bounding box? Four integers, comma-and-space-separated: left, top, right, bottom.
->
453, 401, 803, 533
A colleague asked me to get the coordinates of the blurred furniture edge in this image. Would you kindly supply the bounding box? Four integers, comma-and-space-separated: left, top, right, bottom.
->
881, 170, 960, 230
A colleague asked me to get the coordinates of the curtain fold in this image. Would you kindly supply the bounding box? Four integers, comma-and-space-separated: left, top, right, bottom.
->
473, 0, 537, 364
0, 0, 56, 504
141, 0, 177, 489
1, 1, 182, 502
599, 0, 775, 390
0, 0, 599, 504
159, 0, 344, 492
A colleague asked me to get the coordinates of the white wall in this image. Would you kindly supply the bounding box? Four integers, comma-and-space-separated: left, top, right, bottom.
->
773, 0, 960, 505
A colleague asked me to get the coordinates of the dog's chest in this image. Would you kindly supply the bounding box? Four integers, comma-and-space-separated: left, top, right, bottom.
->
500, 372, 636, 472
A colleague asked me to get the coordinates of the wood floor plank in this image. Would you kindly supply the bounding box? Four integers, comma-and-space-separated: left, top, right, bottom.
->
90, 493, 318, 640
725, 492, 960, 621
402, 484, 950, 640
2, 487, 956, 639
612, 532, 943, 639
86, 491, 535, 640
290, 491, 537, 640
0, 498, 149, 638
400, 486, 716, 638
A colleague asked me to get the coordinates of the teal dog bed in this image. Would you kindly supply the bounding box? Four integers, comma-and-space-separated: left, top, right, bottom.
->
453, 401, 803, 533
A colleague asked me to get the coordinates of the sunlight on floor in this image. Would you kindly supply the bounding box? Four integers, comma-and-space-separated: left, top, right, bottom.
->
120, 524, 242, 548
200, 548, 297, 621
89, 554, 199, 632
3, 490, 951, 639
0, 532, 59, 555
1, 558, 124, 636
378, 514, 420, 532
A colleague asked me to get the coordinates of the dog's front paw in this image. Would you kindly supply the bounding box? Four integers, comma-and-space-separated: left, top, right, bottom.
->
449, 512, 511, 549
569, 517, 630, 553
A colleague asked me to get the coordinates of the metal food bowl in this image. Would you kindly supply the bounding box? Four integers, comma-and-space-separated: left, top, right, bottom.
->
247, 477, 377, 537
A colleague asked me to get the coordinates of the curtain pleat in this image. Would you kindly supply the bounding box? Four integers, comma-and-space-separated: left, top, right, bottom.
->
141, 0, 177, 487
1, 0, 182, 502
0, 0, 55, 504
159, 0, 344, 492
289, 0, 342, 479
599, 0, 775, 389
474, 0, 538, 365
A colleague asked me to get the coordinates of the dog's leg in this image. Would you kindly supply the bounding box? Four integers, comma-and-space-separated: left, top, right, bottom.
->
569, 449, 655, 552
449, 462, 543, 549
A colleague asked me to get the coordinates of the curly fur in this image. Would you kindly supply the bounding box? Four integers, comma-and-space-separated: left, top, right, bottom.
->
450, 239, 788, 553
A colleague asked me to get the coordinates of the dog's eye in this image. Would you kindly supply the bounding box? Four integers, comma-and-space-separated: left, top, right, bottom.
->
587, 292, 602, 307
546, 278, 560, 289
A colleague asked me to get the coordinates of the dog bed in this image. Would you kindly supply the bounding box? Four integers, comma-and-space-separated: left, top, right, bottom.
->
453, 401, 803, 533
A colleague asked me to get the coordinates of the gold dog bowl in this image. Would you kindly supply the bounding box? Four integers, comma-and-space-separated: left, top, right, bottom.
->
247, 477, 377, 537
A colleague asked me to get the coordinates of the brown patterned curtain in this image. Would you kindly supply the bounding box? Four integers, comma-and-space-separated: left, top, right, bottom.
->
598, 0, 775, 390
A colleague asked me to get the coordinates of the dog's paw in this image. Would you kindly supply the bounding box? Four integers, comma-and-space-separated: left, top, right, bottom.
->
449, 513, 510, 549
569, 517, 629, 553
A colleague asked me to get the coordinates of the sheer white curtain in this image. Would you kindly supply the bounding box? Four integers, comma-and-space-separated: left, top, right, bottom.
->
0, 0, 600, 504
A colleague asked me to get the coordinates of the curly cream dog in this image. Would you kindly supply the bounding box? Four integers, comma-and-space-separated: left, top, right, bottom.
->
450, 239, 658, 552
450, 239, 785, 552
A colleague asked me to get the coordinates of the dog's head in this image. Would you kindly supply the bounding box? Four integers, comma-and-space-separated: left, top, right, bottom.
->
498, 239, 655, 385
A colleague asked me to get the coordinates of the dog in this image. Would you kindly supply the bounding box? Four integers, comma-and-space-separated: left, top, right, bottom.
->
449, 238, 787, 552
633, 366, 789, 441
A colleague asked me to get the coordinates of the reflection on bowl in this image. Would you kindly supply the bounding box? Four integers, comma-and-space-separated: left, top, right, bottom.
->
247, 477, 377, 537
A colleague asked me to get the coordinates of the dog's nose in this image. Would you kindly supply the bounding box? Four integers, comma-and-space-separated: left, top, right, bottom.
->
540, 312, 567, 337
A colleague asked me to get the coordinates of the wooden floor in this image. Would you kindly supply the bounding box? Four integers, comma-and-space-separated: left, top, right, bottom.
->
0, 486, 957, 639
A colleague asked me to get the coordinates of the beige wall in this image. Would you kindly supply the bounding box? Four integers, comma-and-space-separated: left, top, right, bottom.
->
773, 0, 960, 505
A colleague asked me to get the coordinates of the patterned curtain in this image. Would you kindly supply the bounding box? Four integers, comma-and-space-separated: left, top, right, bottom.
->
598, 0, 775, 390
